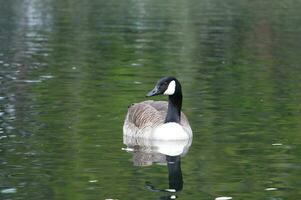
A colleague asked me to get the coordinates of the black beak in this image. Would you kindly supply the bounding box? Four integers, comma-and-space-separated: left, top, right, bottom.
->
146, 87, 160, 97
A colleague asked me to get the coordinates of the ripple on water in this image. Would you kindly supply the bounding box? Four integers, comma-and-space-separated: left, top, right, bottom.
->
265, 188, 277, 191
131, 63, 142, 66
215, 197, 232, 200
0, 136, 8, 140
16, 75, 53, 84
22, 80, 42, 83
5, 75, 16, 80
40, 75, 54, 79
272, 143, 283, 146
1, 188, 17, 194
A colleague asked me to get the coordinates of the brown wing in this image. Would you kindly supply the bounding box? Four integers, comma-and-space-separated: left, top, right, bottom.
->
124, 100, 192, 137
126, 100, 166, 129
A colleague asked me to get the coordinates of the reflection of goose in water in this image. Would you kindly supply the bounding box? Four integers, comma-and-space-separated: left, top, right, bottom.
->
123, 76, 192, 140
123, 135, 192, 199
123, 136, 192, 166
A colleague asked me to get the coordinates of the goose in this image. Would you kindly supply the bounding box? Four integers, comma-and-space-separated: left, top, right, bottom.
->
123, 76, 192, 140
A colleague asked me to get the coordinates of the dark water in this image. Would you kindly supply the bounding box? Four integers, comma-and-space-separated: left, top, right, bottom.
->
1, 0, 301, 199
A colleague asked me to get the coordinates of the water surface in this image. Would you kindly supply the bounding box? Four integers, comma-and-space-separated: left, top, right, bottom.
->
0, 0, 301, 199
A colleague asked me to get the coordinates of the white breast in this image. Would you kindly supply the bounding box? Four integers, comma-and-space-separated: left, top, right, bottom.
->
151, 122, 190, 140
151, 139, 191, 156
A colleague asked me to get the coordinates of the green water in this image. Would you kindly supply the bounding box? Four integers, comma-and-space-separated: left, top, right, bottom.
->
1, 0, 301, 199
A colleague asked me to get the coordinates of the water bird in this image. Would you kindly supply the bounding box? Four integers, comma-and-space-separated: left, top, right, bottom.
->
123, 76, 192, 140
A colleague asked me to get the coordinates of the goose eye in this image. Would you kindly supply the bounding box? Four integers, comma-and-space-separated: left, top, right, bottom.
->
159, 82, 167, 90
161, 82, 168, 88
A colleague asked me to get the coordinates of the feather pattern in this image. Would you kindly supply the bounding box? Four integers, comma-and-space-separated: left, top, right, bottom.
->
123, 100, 192, 139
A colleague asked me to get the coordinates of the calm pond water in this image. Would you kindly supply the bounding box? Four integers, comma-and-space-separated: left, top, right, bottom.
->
1, 0, 301, 199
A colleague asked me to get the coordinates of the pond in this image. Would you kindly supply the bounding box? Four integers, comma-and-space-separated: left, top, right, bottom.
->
0, 0, 300, 199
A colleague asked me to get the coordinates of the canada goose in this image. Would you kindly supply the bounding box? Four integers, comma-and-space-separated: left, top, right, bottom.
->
123, 76, 192, 140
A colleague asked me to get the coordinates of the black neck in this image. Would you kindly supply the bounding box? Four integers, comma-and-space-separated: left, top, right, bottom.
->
165, 91, 182, 123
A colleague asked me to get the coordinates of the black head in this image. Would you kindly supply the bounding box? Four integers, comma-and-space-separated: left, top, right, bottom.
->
146, 76, 181, 97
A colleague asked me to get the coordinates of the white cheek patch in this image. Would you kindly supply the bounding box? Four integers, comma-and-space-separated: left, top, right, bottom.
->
163, 80, 176, 95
